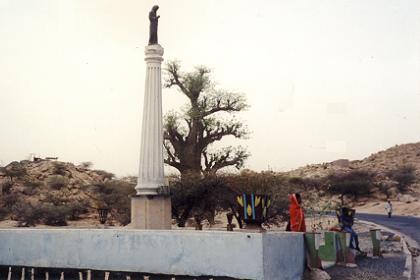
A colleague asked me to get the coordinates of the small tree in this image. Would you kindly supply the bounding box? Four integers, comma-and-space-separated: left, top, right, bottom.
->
11, 201, 43, 227
3, 161, 27, 182
164, 61, 250, 176
170, 173, 228, 227
327, 170, 374, 205
86, 180, 135, 225
387, 165, 416, 192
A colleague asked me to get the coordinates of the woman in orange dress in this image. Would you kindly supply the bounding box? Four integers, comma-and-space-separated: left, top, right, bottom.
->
289, 193, 306, 232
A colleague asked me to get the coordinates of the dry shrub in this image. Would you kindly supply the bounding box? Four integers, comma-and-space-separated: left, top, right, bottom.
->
46, 175, 69, 190
1, 181, 13, 194
1, 192, 19, 209
93, 170, 115, 181
66, 200, 89, 220
52, 162, 68, 176
3, 161, 27, 181
11, 201, 43, 227
22, 179, 43, 195
40, 204, 70, 226
86, 180, 135, 226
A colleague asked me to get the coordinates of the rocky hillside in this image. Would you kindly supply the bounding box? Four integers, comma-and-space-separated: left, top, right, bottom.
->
0, 159, 134, 226
287, 142, 420, 182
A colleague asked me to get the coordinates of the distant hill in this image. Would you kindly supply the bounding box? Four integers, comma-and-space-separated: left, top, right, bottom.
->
287, 142, 420, 181
0, 159, 134, 226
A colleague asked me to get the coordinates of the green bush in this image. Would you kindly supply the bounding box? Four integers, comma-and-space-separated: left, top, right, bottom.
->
40, 204, 70, 226
86, 180, 134, 225
170, 173, 228, 227
387, 165, 416, 192
66, 200, 89, 220
46, 175, 69, 190
327, 170, 374, 205
34, 190, 88, 225
22, 179, 42, 195
169, 171, 295, 228
11, 201, 43, 227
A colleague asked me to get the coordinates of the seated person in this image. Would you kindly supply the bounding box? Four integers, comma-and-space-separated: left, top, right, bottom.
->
339, 207, 361, 252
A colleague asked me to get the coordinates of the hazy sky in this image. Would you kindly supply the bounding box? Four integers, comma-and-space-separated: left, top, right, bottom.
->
1, 0, 419, 176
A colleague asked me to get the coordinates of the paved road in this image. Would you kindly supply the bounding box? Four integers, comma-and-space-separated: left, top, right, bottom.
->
358, 213, 420, 279
357, 213, 420, 247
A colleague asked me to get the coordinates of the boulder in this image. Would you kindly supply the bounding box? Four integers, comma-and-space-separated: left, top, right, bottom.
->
304, 268, 331, 280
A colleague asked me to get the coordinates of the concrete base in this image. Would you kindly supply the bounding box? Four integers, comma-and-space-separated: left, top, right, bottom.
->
0, 229, 305, 280
131, 195, 171, 229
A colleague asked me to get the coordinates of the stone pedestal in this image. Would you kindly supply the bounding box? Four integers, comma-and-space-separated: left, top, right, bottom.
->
131, 195, 171, 230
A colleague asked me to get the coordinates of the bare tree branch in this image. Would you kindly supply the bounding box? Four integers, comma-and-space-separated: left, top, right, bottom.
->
203, 146, 250, 174
164, 61, 191, 98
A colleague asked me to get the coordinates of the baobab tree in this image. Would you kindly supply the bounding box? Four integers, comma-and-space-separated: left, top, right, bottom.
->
163, 61, 250, 176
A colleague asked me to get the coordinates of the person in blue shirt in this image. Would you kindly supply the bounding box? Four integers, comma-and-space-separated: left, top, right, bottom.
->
338, 207, 361, 252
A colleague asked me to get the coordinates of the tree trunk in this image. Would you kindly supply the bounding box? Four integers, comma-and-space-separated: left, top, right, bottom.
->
177, 202, 194, 227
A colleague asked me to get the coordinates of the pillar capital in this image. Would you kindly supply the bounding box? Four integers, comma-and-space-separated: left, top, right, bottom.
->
144, 44, 164, 63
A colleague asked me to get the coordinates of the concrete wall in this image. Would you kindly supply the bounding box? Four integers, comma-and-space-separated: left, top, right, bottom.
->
0, 229, 304, 280
263, 233, 305, 280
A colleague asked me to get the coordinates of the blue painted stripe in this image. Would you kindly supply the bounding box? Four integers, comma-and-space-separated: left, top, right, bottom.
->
251, 193, 255, 219
243, 194, 247, 219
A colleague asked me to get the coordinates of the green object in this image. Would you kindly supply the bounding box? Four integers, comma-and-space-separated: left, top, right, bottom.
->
318, 232, 337, 268
304, 232, 322, 268
370, 229, 381, 257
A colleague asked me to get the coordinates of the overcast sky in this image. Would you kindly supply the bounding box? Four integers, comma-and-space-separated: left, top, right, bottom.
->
1, 0, 419, 176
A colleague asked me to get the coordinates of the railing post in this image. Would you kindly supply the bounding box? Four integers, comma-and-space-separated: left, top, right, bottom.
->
370, 229, 382, 257
21, 267, 25, 280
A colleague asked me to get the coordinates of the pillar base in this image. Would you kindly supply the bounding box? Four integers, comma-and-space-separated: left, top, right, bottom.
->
131, 195, 171, 229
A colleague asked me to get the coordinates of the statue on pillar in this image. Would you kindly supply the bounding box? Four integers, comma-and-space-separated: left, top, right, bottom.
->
148, 5, 160, 45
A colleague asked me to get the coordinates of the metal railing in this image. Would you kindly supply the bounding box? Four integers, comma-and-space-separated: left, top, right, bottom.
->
0, 266, 240, 280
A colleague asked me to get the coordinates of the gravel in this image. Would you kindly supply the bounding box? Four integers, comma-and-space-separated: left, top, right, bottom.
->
326, 225, 407, 280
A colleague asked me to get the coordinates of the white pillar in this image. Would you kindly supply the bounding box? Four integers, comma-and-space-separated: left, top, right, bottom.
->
135, 44, 165, 195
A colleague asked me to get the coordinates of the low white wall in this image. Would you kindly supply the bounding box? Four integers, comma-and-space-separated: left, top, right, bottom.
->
0, 229, 304, 280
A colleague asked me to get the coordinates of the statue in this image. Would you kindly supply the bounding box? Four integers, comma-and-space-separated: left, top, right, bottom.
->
148, 5, 160, 45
